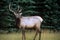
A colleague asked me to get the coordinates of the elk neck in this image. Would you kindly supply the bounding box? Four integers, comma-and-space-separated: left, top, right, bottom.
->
15, 17, 22, 28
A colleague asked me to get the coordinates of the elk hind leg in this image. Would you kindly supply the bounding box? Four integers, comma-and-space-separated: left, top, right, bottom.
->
33, 30, 38, 40
39, 29, 41, 40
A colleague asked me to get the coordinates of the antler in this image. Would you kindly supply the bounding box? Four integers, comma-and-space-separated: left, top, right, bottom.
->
9, 3, 15, 13
19, 9, 22, 12
9, 3, 17, 16
17, 5, 20, 11
18, 6, 22, 12
9, 3, 22, 15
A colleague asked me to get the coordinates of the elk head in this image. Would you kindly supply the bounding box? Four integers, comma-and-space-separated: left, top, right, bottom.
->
9, 4, 22, 18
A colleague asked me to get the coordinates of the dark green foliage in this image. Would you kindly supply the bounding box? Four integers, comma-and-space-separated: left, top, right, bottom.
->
0, 0, 60, 31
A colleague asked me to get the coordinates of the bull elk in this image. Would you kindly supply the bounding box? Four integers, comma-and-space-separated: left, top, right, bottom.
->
9, 4, 43, 40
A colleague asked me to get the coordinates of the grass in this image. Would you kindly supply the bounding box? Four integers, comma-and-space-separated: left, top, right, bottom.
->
0, 31, 60, 40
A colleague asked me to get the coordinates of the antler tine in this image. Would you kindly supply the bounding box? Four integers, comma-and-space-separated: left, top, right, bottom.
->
18, 5, 20, 11
9, 3, 15, 13
19, 8, 22, 12
18, 6, 22, 12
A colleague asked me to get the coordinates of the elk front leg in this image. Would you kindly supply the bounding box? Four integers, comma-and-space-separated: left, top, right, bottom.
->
33, 30, 38, 40
22, 28, 26, 40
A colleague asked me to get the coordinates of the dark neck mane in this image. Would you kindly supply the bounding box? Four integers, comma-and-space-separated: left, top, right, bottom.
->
15, 18, 20, 27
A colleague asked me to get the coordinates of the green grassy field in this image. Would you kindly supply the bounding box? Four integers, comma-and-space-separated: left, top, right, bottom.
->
0, 31, 60, 40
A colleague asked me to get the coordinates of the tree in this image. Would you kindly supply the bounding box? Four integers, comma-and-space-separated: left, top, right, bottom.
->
0, 0, 60, 31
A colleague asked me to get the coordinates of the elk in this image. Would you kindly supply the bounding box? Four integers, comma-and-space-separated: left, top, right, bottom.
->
9, 4, 43, 40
